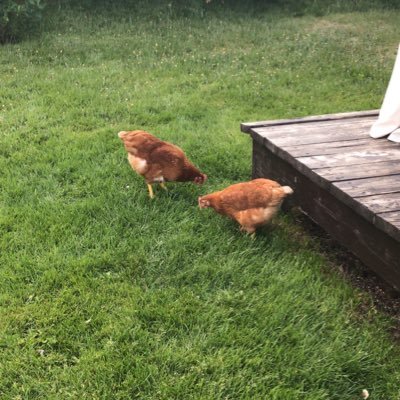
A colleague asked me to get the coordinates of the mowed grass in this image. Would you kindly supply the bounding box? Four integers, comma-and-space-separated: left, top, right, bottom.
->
1, 3, 400, 399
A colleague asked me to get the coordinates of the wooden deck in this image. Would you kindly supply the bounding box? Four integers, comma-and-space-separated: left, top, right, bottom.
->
241, 110, 400, 290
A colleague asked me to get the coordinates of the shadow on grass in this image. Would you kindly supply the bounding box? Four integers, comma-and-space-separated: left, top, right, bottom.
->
282, 206, 400, 341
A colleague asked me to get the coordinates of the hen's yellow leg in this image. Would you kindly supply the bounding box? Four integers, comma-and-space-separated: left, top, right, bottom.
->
147, 184, 154, 199
159, 182, 168, 191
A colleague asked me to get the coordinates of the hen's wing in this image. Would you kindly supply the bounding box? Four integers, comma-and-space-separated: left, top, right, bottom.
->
120, 131, 163, 160
218, 182, 274, 212
227, 182, 288, 229
145, 143, 186, 181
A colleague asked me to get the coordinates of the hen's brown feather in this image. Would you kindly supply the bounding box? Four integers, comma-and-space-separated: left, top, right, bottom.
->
118, 130, 206, 191
199, 179, 293, 234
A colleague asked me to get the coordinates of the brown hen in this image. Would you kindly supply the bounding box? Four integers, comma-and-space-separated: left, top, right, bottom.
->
118, 130, 207, 198
198, 179, 293, 236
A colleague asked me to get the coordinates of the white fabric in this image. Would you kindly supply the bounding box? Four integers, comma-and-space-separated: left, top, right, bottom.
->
388, 127, 400, 142
370, 44, 400, 139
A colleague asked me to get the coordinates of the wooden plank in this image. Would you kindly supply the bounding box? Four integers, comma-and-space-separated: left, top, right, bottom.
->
282, 139, 395, 158
241, 109, 379, 133
379, 211, 400, 222
317, 160, 400, 181
320, 181, 400, 243
252, 141, 400, 289
378, 211, 400, 232
255, 122, 374, 147
334, 175, 400, 197
256, 116, 375, 137
264, 132, 370, 147
254, 117, 373, 136
356, 192, 400, 214
297, 147, 400, 169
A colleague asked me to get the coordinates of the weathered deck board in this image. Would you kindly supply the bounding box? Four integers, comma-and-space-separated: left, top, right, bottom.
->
255, 122, 372, 146
334, 175, 400, 197
283, 139, 395, 157
297, 148, 400, 169
241, 109, 380, 132
316, 160, 400, 181
241, 110, 400, 290
356, 192, 400, 214
379, 211, 400, 226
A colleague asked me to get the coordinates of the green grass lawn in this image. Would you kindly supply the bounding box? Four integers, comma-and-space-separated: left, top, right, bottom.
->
1, 2, 400, 399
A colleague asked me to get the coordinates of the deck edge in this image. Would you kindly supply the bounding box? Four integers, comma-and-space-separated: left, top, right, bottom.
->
240, 109, 380, 133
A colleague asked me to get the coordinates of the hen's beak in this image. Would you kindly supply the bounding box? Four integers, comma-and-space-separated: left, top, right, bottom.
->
118, 131, 127, 139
